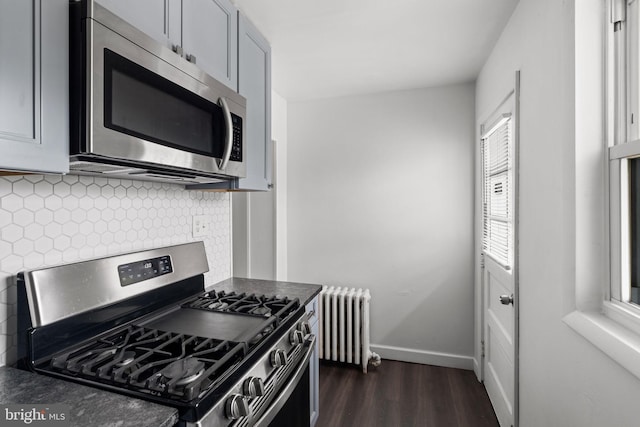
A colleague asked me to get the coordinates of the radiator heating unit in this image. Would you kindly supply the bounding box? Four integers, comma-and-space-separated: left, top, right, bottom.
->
318, 286, 381, 373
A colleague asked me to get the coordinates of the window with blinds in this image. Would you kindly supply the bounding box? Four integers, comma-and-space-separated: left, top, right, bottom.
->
611, 0, 640, 307
482, 116, 513, 269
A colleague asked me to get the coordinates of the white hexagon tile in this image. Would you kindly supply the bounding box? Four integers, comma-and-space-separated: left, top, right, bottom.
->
0, 174, 231, 366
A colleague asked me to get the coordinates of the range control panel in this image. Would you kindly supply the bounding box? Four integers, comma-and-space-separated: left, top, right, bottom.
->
118, 255, 173, 287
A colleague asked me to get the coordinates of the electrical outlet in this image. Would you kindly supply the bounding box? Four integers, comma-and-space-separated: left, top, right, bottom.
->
192, 215, 209, 237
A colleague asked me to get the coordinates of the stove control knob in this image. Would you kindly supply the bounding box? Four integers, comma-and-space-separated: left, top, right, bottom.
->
290, 329, 305, 345
225, 394, 250, 419
243, 377, 265, 398
297, 321, 312, 336
270, 348, 287, 368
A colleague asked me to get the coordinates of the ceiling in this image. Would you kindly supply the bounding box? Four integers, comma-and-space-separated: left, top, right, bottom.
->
232, 0, 519, 101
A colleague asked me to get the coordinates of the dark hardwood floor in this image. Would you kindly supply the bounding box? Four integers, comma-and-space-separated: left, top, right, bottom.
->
316, 359, 498, 427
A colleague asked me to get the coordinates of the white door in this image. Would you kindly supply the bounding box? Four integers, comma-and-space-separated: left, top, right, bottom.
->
481, 76, 519, 427
483, 255, 515, 426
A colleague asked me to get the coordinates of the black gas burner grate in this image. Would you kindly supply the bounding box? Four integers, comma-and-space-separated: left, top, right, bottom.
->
184, 290, 300, 323
48, 325, 246, 402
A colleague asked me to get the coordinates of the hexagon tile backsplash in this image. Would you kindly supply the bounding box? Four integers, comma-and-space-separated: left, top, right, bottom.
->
0, 174, 231, 366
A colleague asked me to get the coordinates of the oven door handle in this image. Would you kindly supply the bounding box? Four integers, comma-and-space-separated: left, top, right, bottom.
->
254, 334, 316, 427
218, 97, 233, 171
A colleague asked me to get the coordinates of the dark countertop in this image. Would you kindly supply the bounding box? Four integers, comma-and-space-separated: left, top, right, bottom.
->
208, 277, 323, 306
0, 366, 178, 427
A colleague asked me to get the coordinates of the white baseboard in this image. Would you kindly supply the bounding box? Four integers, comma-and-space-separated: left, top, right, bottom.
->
473, 357, 481, 381
370, 344, 474, 370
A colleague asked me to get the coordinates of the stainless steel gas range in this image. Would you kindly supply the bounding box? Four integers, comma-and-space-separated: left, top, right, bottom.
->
16, 242, 315, 427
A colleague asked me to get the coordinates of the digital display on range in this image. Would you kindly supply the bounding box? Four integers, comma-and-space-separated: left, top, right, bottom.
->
118, 255, 173, 287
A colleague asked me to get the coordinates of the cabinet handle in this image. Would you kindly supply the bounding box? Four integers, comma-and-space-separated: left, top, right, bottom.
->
185, 54, 197, 64
218, 97, 233, 171
171, 44, 183, 56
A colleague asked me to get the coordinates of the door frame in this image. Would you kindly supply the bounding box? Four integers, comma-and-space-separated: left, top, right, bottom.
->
475, 71, 520, 427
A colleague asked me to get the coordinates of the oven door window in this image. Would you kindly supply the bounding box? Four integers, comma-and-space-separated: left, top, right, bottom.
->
267, 366, 310, 427
103, 49, 225, 158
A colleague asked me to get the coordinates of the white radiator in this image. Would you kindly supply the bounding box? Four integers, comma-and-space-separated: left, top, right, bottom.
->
318, 286, 381, 373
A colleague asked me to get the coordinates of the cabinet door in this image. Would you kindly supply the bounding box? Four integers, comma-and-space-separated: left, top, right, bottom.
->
237, 13, 272, 191
307, 297, 320, 427
185, 12, 271, 192
96, 0, 179, 49
0, 0, 68, 174
182, 0, 237, 90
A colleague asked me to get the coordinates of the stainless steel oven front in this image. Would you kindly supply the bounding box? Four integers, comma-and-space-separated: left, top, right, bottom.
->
209, 316, 316, 427
70, 1, 246, 184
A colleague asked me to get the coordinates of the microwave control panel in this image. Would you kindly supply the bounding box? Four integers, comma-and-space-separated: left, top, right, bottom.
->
230, 114, 243, 162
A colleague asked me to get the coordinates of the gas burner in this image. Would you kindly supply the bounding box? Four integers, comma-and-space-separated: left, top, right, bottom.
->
48, 325, 247, 401
115, 351, 136, 367
248, 324, 276, 347
251, 306, 271, 316
185, 291, 300, 324
161, 357, 206, 386
94, 348, 117, 363
208, 301, 229, 310
53, 347, 117, 373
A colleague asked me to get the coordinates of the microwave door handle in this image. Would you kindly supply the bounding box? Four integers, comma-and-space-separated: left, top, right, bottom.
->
218, 97, 233, 171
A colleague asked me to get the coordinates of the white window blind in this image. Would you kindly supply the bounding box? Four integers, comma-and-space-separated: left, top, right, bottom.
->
482, 117, 513, 268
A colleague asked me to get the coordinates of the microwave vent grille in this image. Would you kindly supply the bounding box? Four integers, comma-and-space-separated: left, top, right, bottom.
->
69, 159, 226, 185
70, 162, 128, 173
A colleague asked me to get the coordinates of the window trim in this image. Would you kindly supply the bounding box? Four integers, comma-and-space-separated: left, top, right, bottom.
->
609, 0, 640, 315
563, 310, 640, 380
563, 0, 640, 382
603, 300, 640, 336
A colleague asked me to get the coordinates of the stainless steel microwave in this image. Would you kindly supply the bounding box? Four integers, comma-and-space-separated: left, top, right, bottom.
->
69, 1, 246, 184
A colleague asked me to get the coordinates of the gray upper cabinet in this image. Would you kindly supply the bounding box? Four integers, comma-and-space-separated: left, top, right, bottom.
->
97, 0, 238, 91
182, 0, 238, 91
194, 13, 272, 191
237, 13, 272, 191
95, 0, 179, 47
0, 0, 68, 174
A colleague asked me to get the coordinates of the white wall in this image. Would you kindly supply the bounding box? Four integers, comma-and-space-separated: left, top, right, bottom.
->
273, 91, 288, 281
287, 84, 476, 368
231, 90, 287, 281
476, 0, 640, 426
